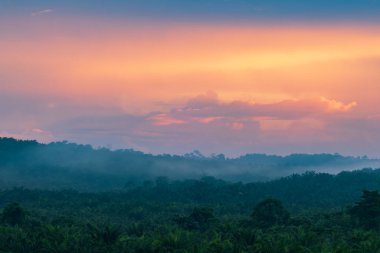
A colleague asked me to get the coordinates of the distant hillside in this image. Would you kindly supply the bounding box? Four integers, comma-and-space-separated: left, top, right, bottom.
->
0, 137, 379, 190
3, 170, 380, 213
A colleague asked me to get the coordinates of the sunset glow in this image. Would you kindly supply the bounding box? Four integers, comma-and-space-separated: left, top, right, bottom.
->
1, 1, 380, 156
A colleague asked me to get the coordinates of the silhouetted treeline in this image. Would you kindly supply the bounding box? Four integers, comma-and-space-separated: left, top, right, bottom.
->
0, 137, 378, 190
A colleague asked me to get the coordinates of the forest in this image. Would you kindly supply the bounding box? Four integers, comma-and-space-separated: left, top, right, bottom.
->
0, 138, 378, 190
2, 138, 380, 252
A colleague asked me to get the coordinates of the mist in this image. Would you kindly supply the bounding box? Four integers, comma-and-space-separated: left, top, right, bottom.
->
1, 137, 379, 191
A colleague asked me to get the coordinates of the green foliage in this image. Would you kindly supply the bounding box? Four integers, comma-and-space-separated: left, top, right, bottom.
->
1, 202, 27, 226
349, 190, 380, 229
1, 138, 380, 252
251, 198, 290, 228
175, 207, 217, 231
1, 185, 380, 253
87, 223, 122, 246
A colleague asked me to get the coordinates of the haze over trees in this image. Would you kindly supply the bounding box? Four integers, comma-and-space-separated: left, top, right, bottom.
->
2, 138, 380, 252
0, 138, 378, 190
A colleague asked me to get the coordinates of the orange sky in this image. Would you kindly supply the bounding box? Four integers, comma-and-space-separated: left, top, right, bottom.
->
2, 22, 380, 105
1, 17, 380, 156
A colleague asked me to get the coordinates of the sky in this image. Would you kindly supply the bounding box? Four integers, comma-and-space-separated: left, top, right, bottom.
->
1, 0, 380, 157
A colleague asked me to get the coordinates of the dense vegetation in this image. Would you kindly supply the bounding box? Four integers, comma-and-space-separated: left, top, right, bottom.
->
2, 170, 380, 252
2, 138, 380, 252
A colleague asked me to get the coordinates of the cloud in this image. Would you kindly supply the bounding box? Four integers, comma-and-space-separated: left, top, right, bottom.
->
32, 128, 44, 134
231, 122, 244, 130
0, 128, 54, 144
36, 92, 359, 155
0, 89, 369, 156
320, 97, 357, 112
168, 92, 357, 122
149, 114, 187, 126
31, 9, 53, 17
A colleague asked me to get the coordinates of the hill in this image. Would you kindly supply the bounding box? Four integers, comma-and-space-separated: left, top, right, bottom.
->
0, 137, 379, 190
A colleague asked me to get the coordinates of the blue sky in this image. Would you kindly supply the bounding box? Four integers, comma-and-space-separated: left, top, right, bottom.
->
1, 0, 380, 22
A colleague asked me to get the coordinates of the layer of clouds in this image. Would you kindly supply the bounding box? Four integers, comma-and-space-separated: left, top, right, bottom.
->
167, 91, 357, 120
0, 92, 356, 154
2, 90, 380, 157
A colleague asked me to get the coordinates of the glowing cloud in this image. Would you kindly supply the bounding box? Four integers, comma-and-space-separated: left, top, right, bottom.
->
321, 97, 358, 112
149, 114, 187, 126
